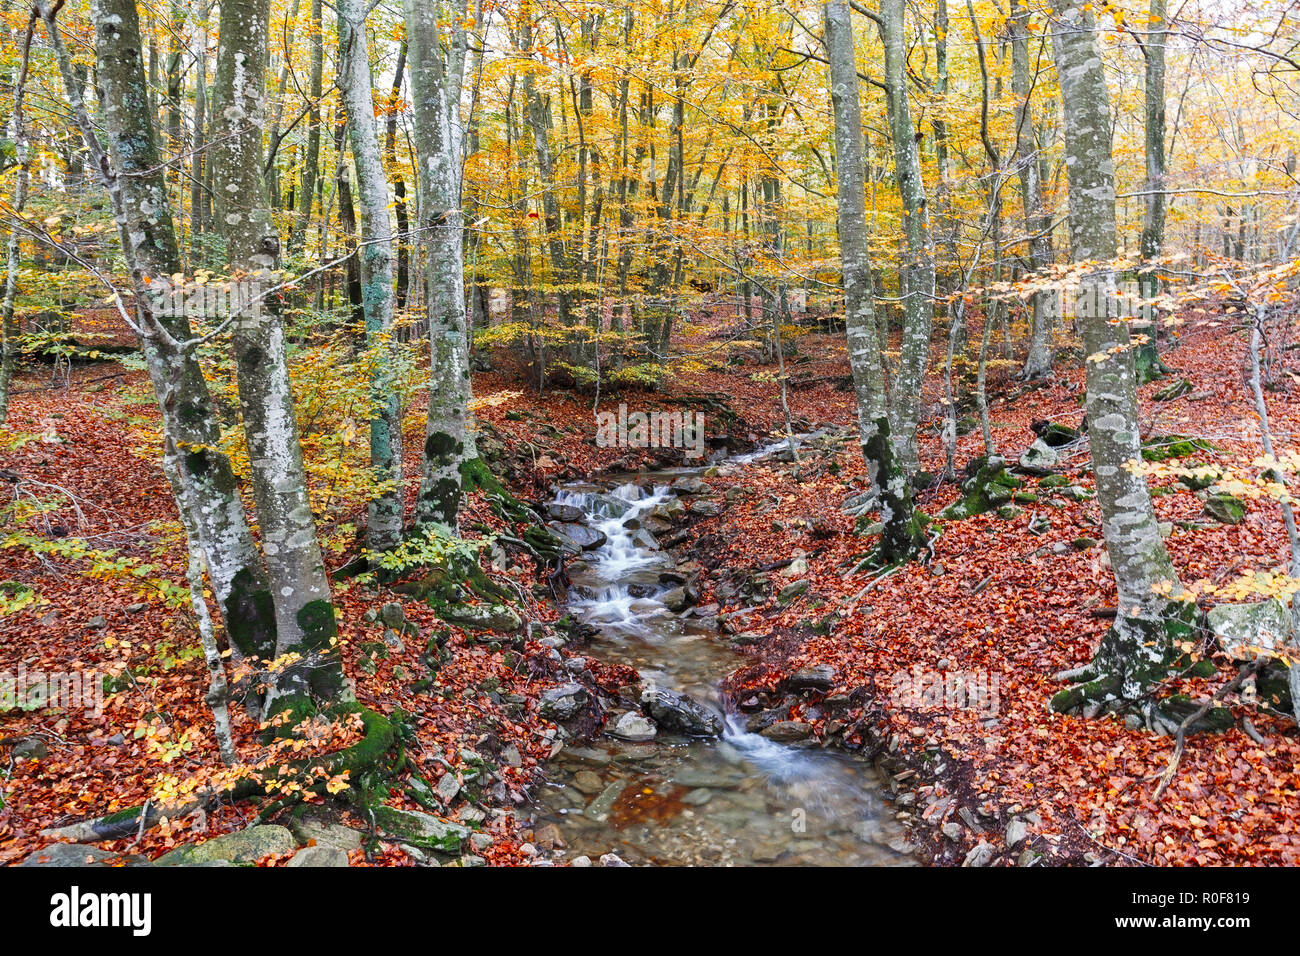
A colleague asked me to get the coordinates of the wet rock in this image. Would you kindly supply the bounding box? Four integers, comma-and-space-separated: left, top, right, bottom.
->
760, 720, 813, 743
548, 521, 608, 550
157, 825, 297, 865
534, 823, 564, 850
540, 683, 589, 721
569, 855, 592, 867
585, 781, 628, 822
688, 499, 721, 517
599, 852, 631, 867
546, 502, 587, 522
572, 770, 605, 795
609, 711, 657, 741
660, 585, 698, 612
671, 476, 708, 495
786, 665, 835, 692
287, 845, 349, 868
640, 686, 723, 737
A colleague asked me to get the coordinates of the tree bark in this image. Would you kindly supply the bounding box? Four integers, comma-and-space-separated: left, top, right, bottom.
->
339, 0, 404, 552
824, 0, 926, 563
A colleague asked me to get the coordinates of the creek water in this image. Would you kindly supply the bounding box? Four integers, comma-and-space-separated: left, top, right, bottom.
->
531, 449, 911, 866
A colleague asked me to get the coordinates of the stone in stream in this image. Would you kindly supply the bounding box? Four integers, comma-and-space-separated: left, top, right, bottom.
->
660, 584, 699, 612
585, 781, 629, 822
571, 770, 605, 795
639, 687, 723, 737
609, 711, 657, 742
546, 502, 587, 522
546, 521, 608, 551
759, 720, 813, 743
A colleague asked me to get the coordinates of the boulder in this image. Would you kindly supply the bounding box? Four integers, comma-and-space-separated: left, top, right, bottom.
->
1204, 492, 1246, 525
286, 845, 349, 867
1018, 437, 1061, 475
438, 602, 523, 633
157, 824, 297, 866
1207, 599, 1291, 659
20, 843, 149, 867
640, 687, 723, 737
759, 720, 813, 742
546, 502, 587, 522
540, 682, 589, 721
688, 499, 721, 517
547, 521, 607, 551
671, 476, 708, 495
288, 814, 364, 852
372, 807, 469, 854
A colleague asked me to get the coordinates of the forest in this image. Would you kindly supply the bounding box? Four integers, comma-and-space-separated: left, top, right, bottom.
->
0, 0, 1297, 883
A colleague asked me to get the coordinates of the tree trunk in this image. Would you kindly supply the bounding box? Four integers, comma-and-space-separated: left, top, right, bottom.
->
339, 0, 404, 552
880, 0, 934, 475
212, 0, 343, 703
1048, 0, 1183, 716
824, 0, 926, 564
404, 0, 474, 529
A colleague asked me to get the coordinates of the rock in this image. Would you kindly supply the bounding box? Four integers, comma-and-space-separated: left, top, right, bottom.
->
470, 832, 494, 852
10, 736, 48, 760
501, 744, 523, 768
534, 824, 564, 850
20, 843, 149, 867
640, 686, 723, 737
569, 855, 592, 867
786, 665, 835, 692
458, 854, 487, 867
777, 579, 810, 604
1018, 437, 1061, 474
687, 499, 721, 517
381, 628, 406, 652
760, 720, 813, 742
941, 822, 963, 841
671, 477, 708, 495
1204, 492, 1246, 525
549, 521, 607, 550
287, 845, 349, 867
660, 585, 698, 612
599, 852, 631, 867
585, 781, 628, 822
157, 825, 298, 865
609, 711, 657, 741
372, 807, 469, 854
1071, 536, 1098, 551
1005, 817, 1029, 848
546, 502, 586, 522
572, 770, 605, 795
438, 602, 523, 633
436, 773, 461, 803
962, 841, 996, 867
540, 682, 589, 721
288, 814, 364, 852
1208, 598, 1292, 658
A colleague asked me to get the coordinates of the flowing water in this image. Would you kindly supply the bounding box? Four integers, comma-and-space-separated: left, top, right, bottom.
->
531, 451, 911, 866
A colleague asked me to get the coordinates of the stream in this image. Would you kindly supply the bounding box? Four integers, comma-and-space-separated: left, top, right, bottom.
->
530, 447, 911, 866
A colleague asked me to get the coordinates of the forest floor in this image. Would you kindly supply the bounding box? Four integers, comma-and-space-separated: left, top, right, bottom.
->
1, 300, 1297, 866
